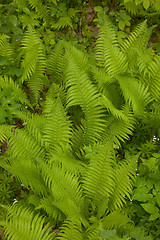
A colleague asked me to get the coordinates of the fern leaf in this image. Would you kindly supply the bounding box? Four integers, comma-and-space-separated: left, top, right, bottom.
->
102, 209, 134, 232
101, 94, 128, 121
20, 25, 46, 102
51, 16, 73, 29
0, 125, 13, 143
95, 18, 128, 75
121, 20, 148, 52
3, 205, 56, 240
108, 155, 137, 211
42, 162, 86, 224
103, 107, 135, 145
83, 143, 116, 207
0, 76, 32, 108
43, 97, 71, 151
66, 55, 105, 145
47, 42, 65, 83
117, 75, 152, 116
0, 34, 14, 62
57, 220, 83, 240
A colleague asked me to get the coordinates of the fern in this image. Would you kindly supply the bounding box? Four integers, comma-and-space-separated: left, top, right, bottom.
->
0, 34, 14, 62
20, 25, 46, 103
66, 54, 105, 145
1, 205, 56, 240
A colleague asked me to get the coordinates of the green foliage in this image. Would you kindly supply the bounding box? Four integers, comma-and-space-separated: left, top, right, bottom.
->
1, 0, 160, 239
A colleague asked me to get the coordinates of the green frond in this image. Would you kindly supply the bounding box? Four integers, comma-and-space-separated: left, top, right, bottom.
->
0, 76, 32, 108
108, 155, 137, 211
103, 107, 135, 145
47, 42, 65, 83
28, 0, 50, 22
124, 1, 139, 15
137, 48, 154, 77
121, 20, 148, 52
2, 205, 56, 240
52, 16, 73, 29
83, 143, 115, 207
63, 41, 90, 72
57, 220, 83, 240
101, 94, 128, 122
44, 83, 67, 107
17, 111, 45, 145
95, 18, 128, 75
117, 75, 152, 116
102, 209, 134, 232
147, 55, 160, 100
0, 125, 13, 142
66, 55, 105, 145
91, 66, 116, 92
39, 196, 65, 222
20, 25, 46, 102
0, 34, 14, 62
42, 162, 85, 224
43, 97, 71, 151
49, 146, 86, 174
9, 128, 45, 161
71, 125, 85, 157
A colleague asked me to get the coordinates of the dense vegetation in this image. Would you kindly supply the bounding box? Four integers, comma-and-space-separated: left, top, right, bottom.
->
0, 0, 160, 239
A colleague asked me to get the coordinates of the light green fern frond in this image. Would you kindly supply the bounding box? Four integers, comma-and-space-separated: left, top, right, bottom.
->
0, 34, 14, 62
108, 155, 137, 211
42, 162, 85, 224
0, 125, 13, 143
95, 18, 128, 75
43, 97, 71, 151
47, 42, 65, 83
2, 205, 56, 240
83, 143, 115, 207
20, 25, 46, 102
0, 76, 32, 108
102, 209, 134, 232
57, 220, 83, 240
117, 75, 152, 116
51, 16, 73, 29
28, 0, 49, 22
66, 55, 105, 145
103, 107, 135, 145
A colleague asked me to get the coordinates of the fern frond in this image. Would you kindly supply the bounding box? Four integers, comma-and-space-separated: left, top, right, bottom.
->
0, 76, 32, 108
57, 219, 83, 240
102, 209, 134, 232
49, 146, 86, 174
39, 196, 65, 221
0, 125, 13, 143
121, 20, 148, 52
42, 162, 86, 224
108, 155, 137, 211
20, 25, 46, 102
9, 128, 45, 161
28, 0, 50, 22
47, 42, 65, 83
83, 143, 115, 207
103, 107, 135, 145
66, 55, 105, 145
91, 66, 116, 92
3, 205, 56, 240
51, 16, 73, 29
117, 75, 152, 116
17, 111, 45, 145
0, 34, 14, 62
43, 97, 71, 151
95, 18, 128, 75
63, 41, 90, 72
101, 94, 128, 122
